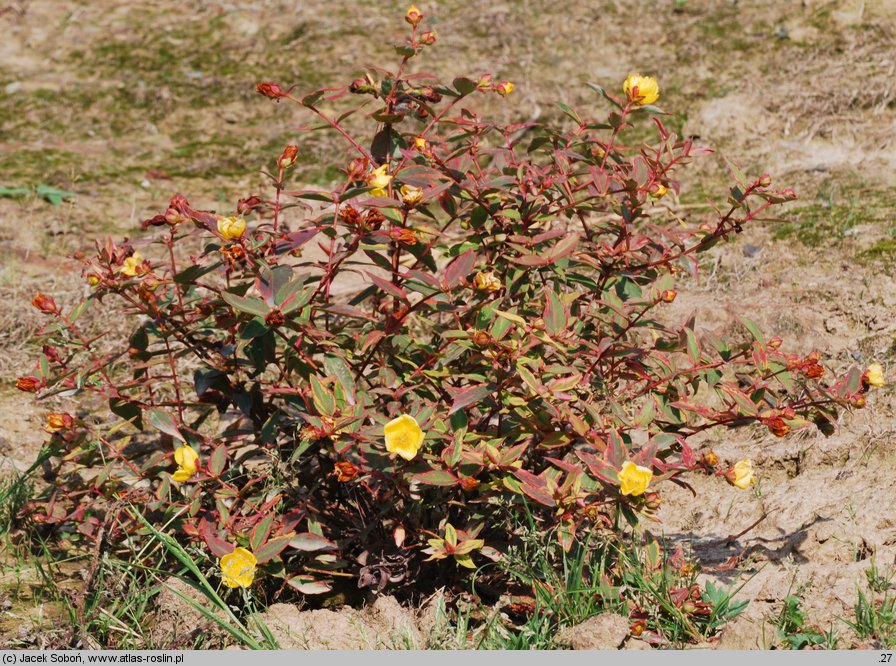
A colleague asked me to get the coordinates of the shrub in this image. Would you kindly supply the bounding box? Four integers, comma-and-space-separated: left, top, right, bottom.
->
17, 6, 879, 608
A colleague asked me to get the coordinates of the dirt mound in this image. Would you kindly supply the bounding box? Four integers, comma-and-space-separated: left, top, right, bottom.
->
257, 596, 422, 649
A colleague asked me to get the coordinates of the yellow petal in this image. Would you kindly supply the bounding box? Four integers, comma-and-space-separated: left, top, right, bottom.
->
384, 414, 425, 461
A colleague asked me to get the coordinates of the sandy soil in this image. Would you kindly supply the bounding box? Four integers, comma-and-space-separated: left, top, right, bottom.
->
1, 0, 895, 648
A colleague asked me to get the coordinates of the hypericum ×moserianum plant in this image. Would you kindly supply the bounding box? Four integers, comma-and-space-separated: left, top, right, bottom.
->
18, 5, 883, 601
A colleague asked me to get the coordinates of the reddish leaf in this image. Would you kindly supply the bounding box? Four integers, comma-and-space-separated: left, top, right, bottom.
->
287, 576, 332, 595
254, 533, 294, 564
413, 470, 458, 486
365, 271, 410, 303
208, 445, 227, 477
250, 514, 275, 551
200, 521, 233, 558
289, 532, 338, 552
442, 250, 476, 290
447, 383, 493, 415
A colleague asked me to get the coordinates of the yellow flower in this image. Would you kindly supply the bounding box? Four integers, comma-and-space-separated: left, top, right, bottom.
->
472, 271, 501, 293
618, 461, 653, 497
220, 547, 257, 589
217, 216, 247, 241
496, 81, 514, 96
368, 165, 392, 197
623, 73, 660, 106
400, 184, 424, 206
384, 414, 425, 461
172, 446, 199, 483
651, 183, 668, 198
729, 459, 756, 490
121, 252, 146, 277
413, 137, 428, 151
866, 362, 885, 388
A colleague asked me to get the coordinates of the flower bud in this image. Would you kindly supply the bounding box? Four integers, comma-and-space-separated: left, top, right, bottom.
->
853, 395, 867, 409
660, 289, 677, 303
255, 82, 285, 99
16, 376, 42, 393
278, 144, 299, 170
644, 491, 662, 511
237, 196, 263, 215
419, 30, 436, 45
477, 74, 494, 90
405, 4, 423, 26
758, 174, 772, 187
472, 330, 491, 346
349, 78, 376, 95
42, 345, 62, 364
164, 207, 187, 225
86, 274, 101, 287
651, 183, 668, 198
702, 450, 719, 467
46, 412, 74, 432
767, 337, 783, 349
413, 136, 428, 152
31, 292, 58, 314
495, 81, 514, 96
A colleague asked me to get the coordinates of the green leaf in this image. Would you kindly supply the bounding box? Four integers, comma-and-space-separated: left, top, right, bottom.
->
452, 77, 478, 95
555, 101, 581, 124
413, 470, 458, 486
146, 409, 185, 442
448, 383, 492, 415
221, 292, 270, 317
250, 514, 275, 551
543, 289, 567, 336
287, 576, 332, 595
289, 533, 337, 552
208, 445, 227, 477
740, 316, 766, 347
310, 375, 336, 417
35, 184, 76, 205
253, 533, 294, 564
324, 355, 356, 405
109, 398, 142, 430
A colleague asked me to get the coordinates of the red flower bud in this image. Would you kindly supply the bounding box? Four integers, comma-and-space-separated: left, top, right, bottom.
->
46, 412, 74, 432
42, 345, 62, 364
31, 292, 58, 314
237, 196, 263, 215
278, 144, 299, 170
16, 376, 42, 392
768, 337, 783, 349
255, 82, 285, 100
419, 30, 437, 45
660, 289, 677, 303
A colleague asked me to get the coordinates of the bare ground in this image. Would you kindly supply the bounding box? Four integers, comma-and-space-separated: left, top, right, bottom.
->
1, 0, 895, 648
